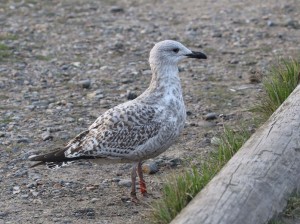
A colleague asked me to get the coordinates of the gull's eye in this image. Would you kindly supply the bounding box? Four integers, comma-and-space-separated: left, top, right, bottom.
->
172, 48, 179, 53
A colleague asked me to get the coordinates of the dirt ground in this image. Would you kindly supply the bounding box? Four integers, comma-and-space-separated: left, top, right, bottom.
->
0, 0, 300, 223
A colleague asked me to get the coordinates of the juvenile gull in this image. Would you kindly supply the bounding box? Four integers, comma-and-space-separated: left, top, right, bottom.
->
29, 40, 207, 202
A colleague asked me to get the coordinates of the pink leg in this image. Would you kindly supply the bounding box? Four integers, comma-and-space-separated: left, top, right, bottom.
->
137, 161, 148, 196
131, 163, 138, 203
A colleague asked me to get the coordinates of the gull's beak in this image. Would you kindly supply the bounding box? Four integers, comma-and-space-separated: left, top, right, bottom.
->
185, 51, 207, 59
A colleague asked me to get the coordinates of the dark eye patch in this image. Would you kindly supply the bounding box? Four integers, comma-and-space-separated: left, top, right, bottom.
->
172, 48, 179, 53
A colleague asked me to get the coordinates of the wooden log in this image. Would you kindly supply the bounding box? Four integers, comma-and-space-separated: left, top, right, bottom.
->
171, 85, 300, 224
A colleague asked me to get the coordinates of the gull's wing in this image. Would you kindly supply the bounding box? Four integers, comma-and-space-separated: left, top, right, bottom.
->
30, 101, 163, 165
65, 102, 162, 159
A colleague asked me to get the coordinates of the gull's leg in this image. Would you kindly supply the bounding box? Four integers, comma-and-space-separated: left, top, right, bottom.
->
131, 163, 138, 203
137, 161, 148, 196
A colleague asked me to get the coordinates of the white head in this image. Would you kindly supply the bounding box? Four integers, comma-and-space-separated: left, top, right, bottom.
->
149, 40, 207, 66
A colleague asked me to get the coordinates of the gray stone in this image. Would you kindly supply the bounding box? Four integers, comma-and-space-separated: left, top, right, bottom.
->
267, 20, 275, 27
204, 112, 218, 120
0, 212, 8, 218
110, 6, 124, 13
12, 186, 20, 194
32, 191, 39, 197
91, 198, 99, 203
21, 194, 29, 199
142, 162, 159, 174
14, 169, 28, 177
111, 178, 120, 182
168, 158, 182, 167
285, 19, 300, 29
41, 131, 53, 141
27, 182, 37, 188
118, 179, 131, 187
127, 91, 137, 100
78, 79, 91, 89
65, 117, 75, 123
17, 138, 30, 143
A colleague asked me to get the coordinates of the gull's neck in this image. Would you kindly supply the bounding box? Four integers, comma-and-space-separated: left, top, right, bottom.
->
149, 62, 180, 90
138, 61, 183, 103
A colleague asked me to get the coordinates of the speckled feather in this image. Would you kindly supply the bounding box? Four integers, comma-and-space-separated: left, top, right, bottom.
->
29, 40, 204, 166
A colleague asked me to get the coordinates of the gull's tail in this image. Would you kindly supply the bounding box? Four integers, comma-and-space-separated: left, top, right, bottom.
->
29, 148, 95, 169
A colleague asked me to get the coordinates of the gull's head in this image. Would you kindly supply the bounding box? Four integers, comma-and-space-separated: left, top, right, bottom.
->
149, 40, 207, 66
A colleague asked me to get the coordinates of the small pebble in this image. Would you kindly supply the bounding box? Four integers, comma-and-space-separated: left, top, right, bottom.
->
118, 179, 131, 187
91, 198, 99, 203
32, 191, 39, 197
267, 20, 275, 27
127, 91, 137, 100
17, 138, 30, 143
211, 137, 222, 146
0, 212, 8, 218
78, 79, 91, 89
142, 162, 159, 174
204, 112, 218, 120
13, 186, 20, 194
41, 131, 53, 141
20, 194, 29, 199
110, 6, 124, 13
168, 158, 182, 167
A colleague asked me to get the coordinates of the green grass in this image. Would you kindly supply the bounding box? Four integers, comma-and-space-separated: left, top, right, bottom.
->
0, 43, 12, 61
268, 192, 300, 224
149, 57, 300, 224
284, 192, 300, 218
0, 34, 18, 41
35, 55, 51, 61
0, 117, 13, 125
149, 127, 251, 224
254, 58, 300, 118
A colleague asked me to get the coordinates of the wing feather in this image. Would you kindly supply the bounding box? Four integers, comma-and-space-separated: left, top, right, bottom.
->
64, 102, 162, 159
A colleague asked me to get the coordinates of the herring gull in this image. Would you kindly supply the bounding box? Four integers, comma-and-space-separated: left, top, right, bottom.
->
29, 40, 207, 202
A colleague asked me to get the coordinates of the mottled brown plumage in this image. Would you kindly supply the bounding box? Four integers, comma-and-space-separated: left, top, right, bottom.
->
29, 40, 207, 201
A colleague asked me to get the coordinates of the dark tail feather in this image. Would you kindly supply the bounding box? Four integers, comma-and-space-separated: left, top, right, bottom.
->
30, 161, 46, 168
29, 148, 97, 169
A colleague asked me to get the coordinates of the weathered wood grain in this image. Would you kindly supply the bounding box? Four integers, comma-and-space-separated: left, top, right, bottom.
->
172, 85, 300, 224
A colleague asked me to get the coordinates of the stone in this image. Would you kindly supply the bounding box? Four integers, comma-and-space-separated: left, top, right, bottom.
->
17, 138, 30, 143
12, 186, 20, 194
32, 191, 39, 197
211, 136, 222, 146
267, 20, 275, 27
118, 179, 131, 187
204, 112, 218, 120
110, 6, 124, 13
78, 79, 91, 89
168, 158, 182, 167
127, 91, 137, 100
0, 212, 8, 218
41, 131, 53, 141
91, 198, 99, 203
186, 111, 192, 116
285, 19, 300, 29
142, 162, 159, 174
20, 194, 29, 199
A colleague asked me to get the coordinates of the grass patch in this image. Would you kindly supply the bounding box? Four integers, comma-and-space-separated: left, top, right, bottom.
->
0, 43, 9, 50
254, 58, 300, 118
0, 34, 18, 41
269, 192, 300, 224
35, 55, 51, 61
149, 127, 251, 224
0, 43, 12, 61
149, 57, 300, 224
0, 117, 13, 125
284, 192, 300, 218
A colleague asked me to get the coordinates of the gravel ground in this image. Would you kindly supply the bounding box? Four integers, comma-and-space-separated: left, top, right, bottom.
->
1, 0, 300, 223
